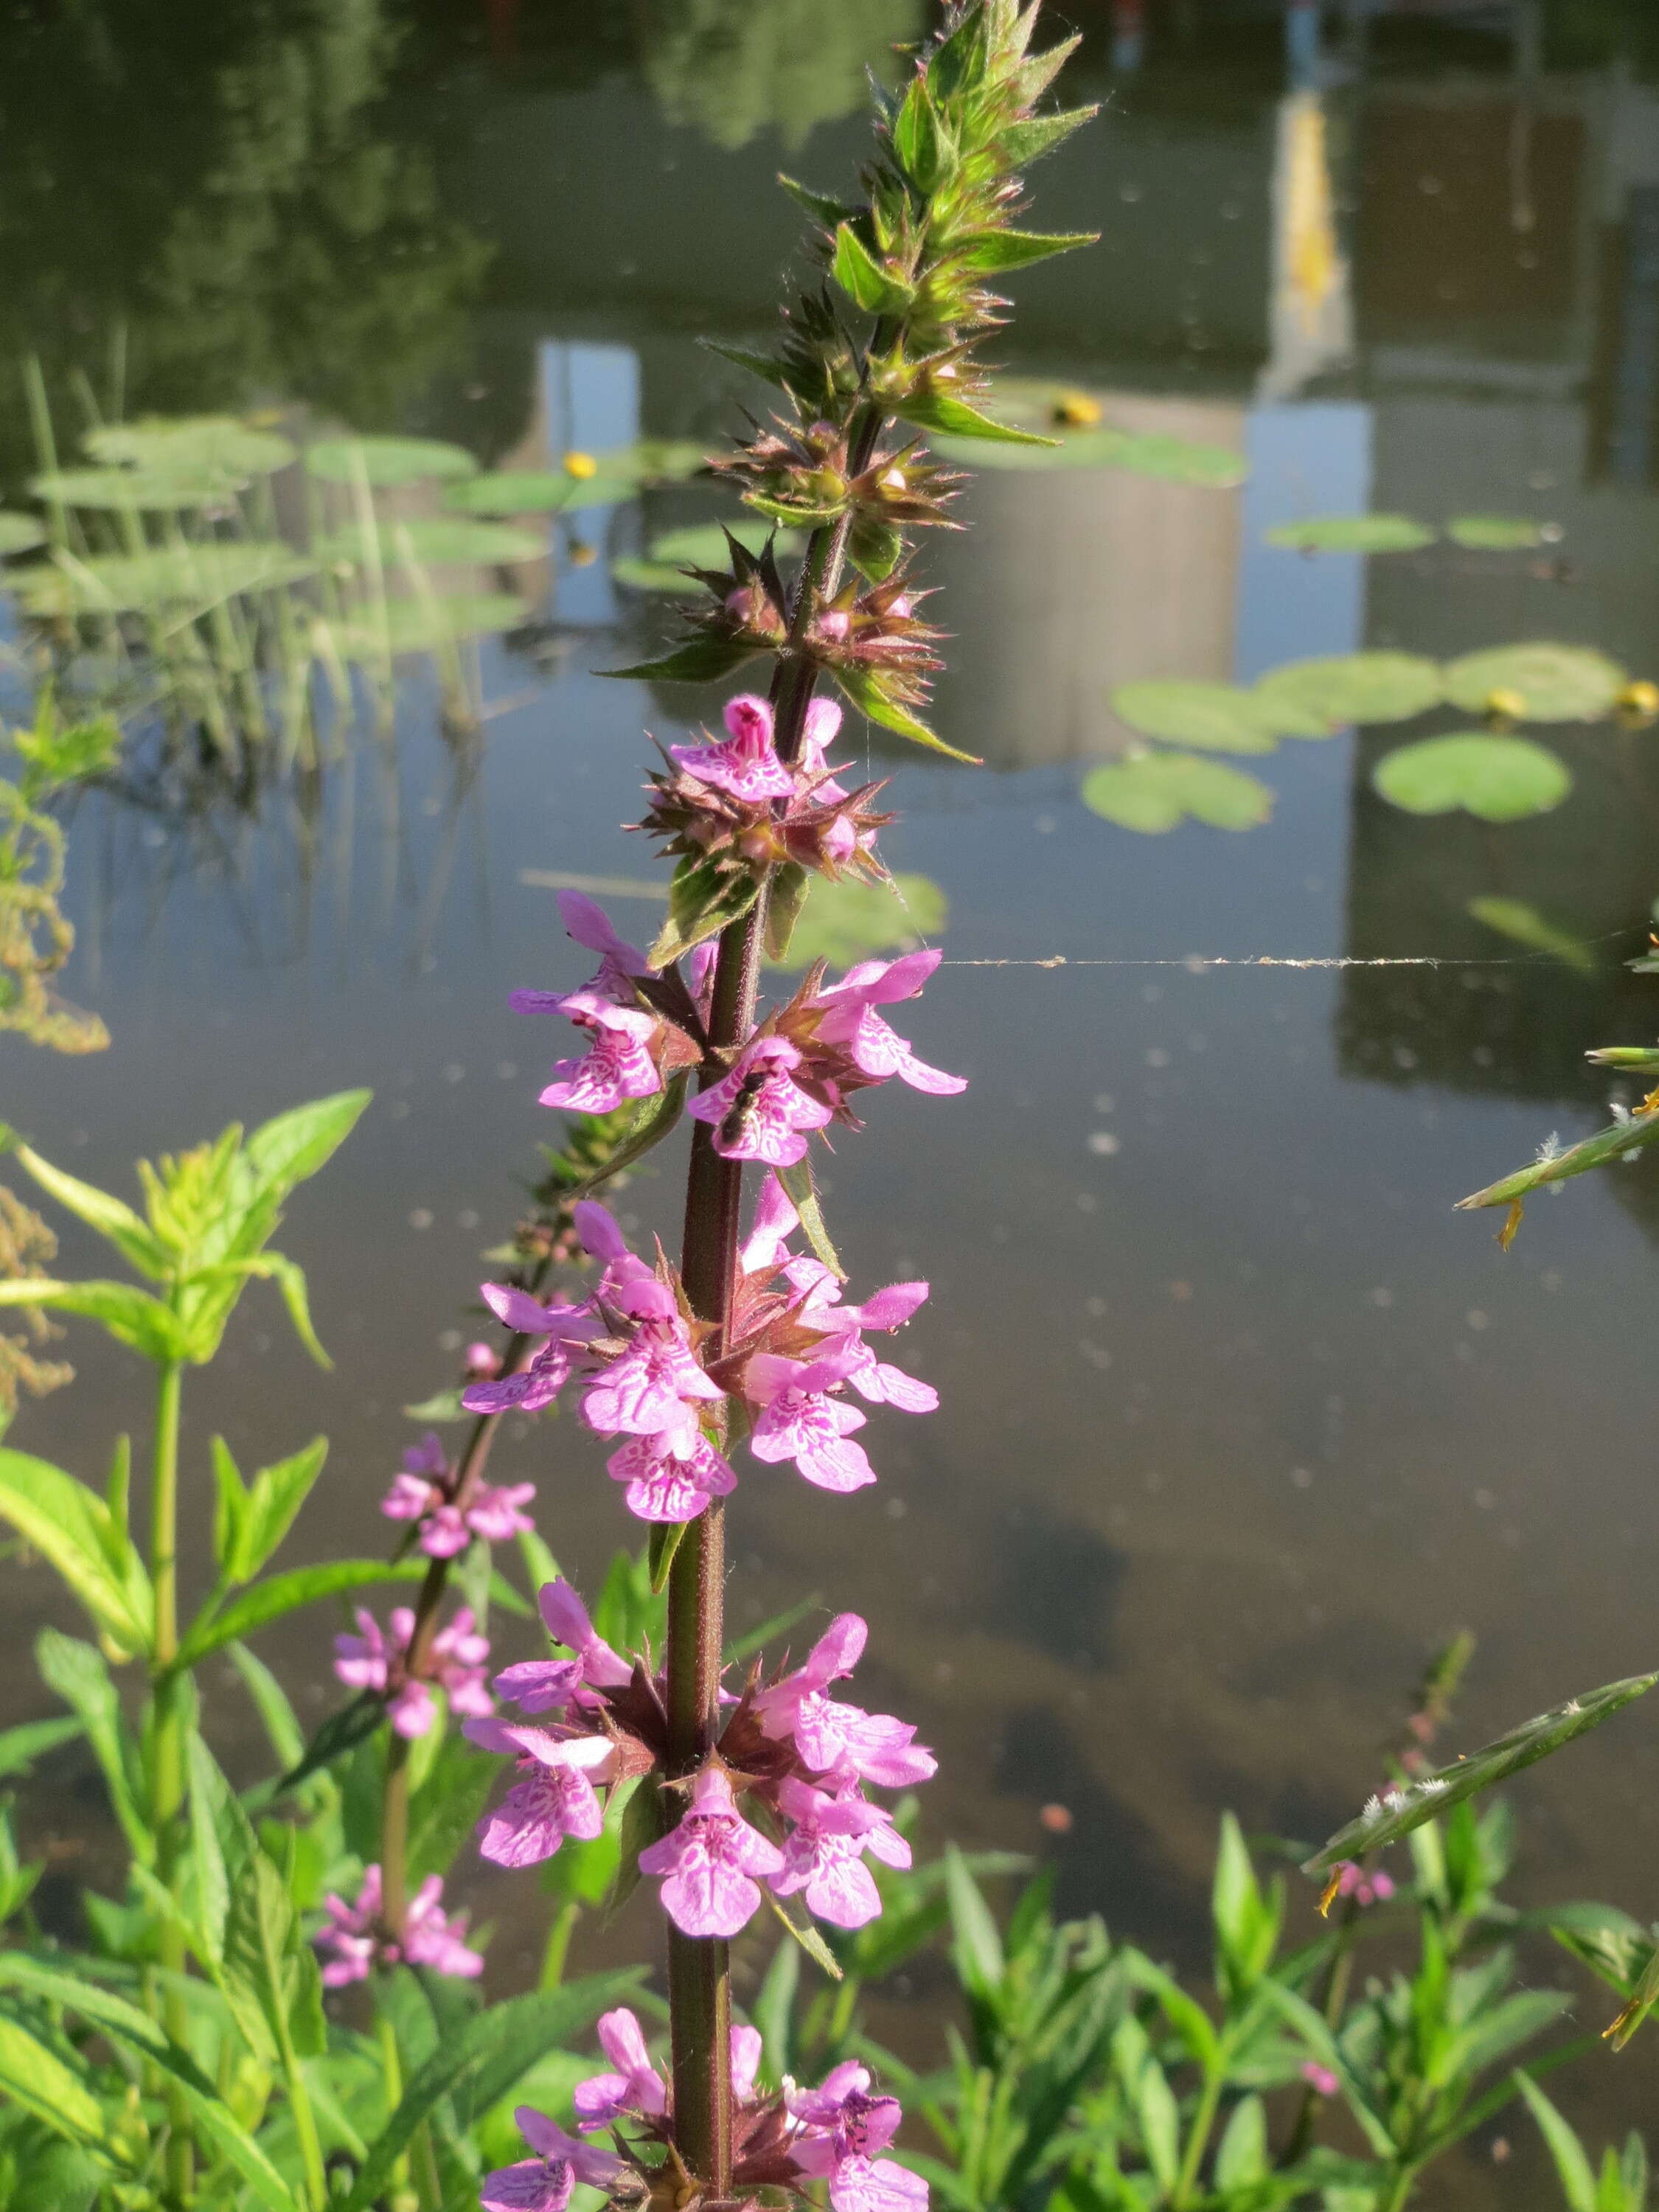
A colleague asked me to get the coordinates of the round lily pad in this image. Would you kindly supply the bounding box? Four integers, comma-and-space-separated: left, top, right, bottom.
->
1253, 652, 1443, 733
1447, 515, 1548, 551
0, 512, 46, 556
85, 416, 295, 479
1265, 514, 1435, 554
767, 873, 947, 971
599, 439, 708, 483
29, 466, 242, 512
325, 592, 528, 655
1111, 681, 1281, 754
444, 469, 635, 516
1082, 751, 1274, 833
314, 518, 545, 568
613, 518, 803, 591
305, 436, 478, 487
1371, 734, 1571, 822
1442, 644, 1626, 723
928, 377, 1244, 485
11, 543, 317, 617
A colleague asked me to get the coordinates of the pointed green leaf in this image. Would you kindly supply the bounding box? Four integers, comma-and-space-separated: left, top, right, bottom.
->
647, 1520, 689, 1596
558, 1075, 691, 1205
703, 340, 791, 392
830, 664, 979, 761
605, 634, 759, 685
945, 1845, 1004, 2000
1135, 2058, 1180, 2191
0, 1278, 187, 1363
891, 387, 1057, 448
998, 105, 1100, 164
0, 1449, 151, 1652
229, 1437, 329, 1582
0, 2017, 116, 2163
8, 1143, 169, 1277
765, 864, 813, 964
830, 224, 916, 316
176, 1557, 424, 1668
186, 1728, 232, 1964
1458, 1109, 1659, 1212
211, 1437, 249, 1577
777, 174, 860, 226
950, 228, 1096, 272
275, 1688, 386, 1795
776, 1159, 845, 1281
1214, 2094, 1268, 2188
894, 78, 956, 195
649, 858, 762, 967
0, 1713, 82, 1778
1304, 1674, 1659, 1873
242, 1088, 372, 1211
1518, 2075, 1598, 2212
35, 1629, 152, 1859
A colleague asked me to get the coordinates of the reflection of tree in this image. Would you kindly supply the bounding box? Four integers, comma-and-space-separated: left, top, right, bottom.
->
0, 0, 490, 489
639, 0, 923, 152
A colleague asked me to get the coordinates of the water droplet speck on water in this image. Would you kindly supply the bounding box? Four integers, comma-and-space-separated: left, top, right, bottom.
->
1370, 1287, 1394, 1308
457, 1210, 479, 1230
442, 1062, 465, 1083
1466, 1310, 1490, 1332
1291, 1468, 1313, 1489
437, 1329, 462, 1352
495, 1061, 518, 1080
1034, 813, 1057, 833
1088, 1130, 1119, 1155
390, 1100, 411, 1119
408, 1208, 434, 1230
1474, 1489, 1496, 1511
1093, 1092, 1115, 1113
1146, 1047, 1169, 1067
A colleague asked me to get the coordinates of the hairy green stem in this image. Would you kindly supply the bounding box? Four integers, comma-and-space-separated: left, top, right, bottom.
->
273, 1974, 329, 2211
148, 1356, 194, 2205
1171, 2065, 1223, 2208
539, 1898, 582, 1992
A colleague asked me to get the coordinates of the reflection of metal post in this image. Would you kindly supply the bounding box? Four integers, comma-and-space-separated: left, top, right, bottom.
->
1285, 0, 1322, 95
1510, 0, 1541, 234
1110, 0, 1145, 75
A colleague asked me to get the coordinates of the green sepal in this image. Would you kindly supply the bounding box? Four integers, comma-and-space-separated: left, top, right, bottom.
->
778, 174, 860, 227
650, 856, 762, 967
765, 865, 813, 964
831, 663, 980, 763
894, 77, 957, 195
997, 105, 1099, 166
703, 339, 790, 392
947, 227, 1098, 273
831, 223, 917, 317
848, 512, 904, 582
890, 387, 1057, 448
777, 1158, 845, 1281
604, 634, 759, 686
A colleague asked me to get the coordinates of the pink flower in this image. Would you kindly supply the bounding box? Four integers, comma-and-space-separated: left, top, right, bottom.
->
380, 1433, 536, 1557
730, 2023, 763, 2104
687, 1036, 835, 1166
752, 1615, 936, 1790
313, 1866, 381, 1987
745, 1348, 875, 1492
531, 992, 663, 1116
428, 1607, 495, 1721
608, 1431, 739, 1523
401, 1874, 485, 1979
465, 1719, 619, 1868
810, 950, 965, 1096
669, 694, 796, 803
460, 1283, 605, 1417
789, 2063, 928, 2212
798, 698, 850, 801
312, 1867, 481, 1986
580, 1310, 723, 1451
573, 2007, 667, 2131
771, 1776, 911, 1929
1301, 2062, 1339, 2098
637, 1767, 785, 1938
464, 1481, 538, 1544
481, 2107, 626, 2212
1335, 1862, 1395, 1907
465, 1340, 502, 1380
493, 1577, 633, 1715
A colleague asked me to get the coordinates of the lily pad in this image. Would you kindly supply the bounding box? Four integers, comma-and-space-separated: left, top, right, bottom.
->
1467, 897, 1595, 973
613, 519, 804, 592
0, 513, 46, 557
1372, 734, 1571, 822
1082, 751, 1274, 833
305, 436, 479, 487
85, 415, 296, 479
1111, 681, 1281, 754
324, 592, 528, 655
1447, 515, 1548, 551
29, 466, 243, 512
11, 542, 318, 617
766, 873, 948, 971
1265, 514, 1435, 554
444, 470, 635, 516
1253, 652, 1443, 733
1442, 643, 1626, 723
314, 518, 545, 568
929, 378, 1244, 485
598, 439, 708, 483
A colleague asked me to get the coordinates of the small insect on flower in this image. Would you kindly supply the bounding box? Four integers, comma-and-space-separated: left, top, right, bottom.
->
717, 1065, 772, 1155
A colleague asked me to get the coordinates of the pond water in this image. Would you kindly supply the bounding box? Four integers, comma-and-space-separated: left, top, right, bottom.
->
4, 1, 1659, 2194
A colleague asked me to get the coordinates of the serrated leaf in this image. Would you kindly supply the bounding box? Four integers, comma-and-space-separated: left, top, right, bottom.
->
830, 223, 916, 316
229, 1436, 329, 1582
0, 1450, 152, 1652
950, 228, 1096, 272
776, 1158, 845, 1280
176, 1557, 423, 1668
1304, 1674, 1659, 1873
891, 387, 1057, 448
605, 634, 759, 685
649, 857, 762, 967
894, 78, 956, 195
830, 663, 978, 761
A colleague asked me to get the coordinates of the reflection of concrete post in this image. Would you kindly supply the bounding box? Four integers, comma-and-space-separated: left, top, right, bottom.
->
1259, 92, 1353, 400
926, 396, 1245, 768
1110, 0, 1145, 75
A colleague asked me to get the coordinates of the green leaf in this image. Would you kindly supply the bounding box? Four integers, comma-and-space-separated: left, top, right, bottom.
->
945, 1845, 1004, 2000
1447, 515, 1550, 550
1135, 2058, 1180, 2191
1111, 681, 1281, 754
894, 77, 956, 194
849, 512, 905, 583
1518, 2075, 1598, 2212
177, 1557, 423, 1667
557, 1075, 691, 1205
647, 1520, 689, 1596
0, 1278, 187, 1364
649, 857, 762, 967
221, 1840, 310, 2067
1082, 751, 1273, 834
29, 465, 247, 512
604, 1774, 667, 1924
305, 436, 476, 486
0, 1713, 82, 1778
227, 1437, 329, 1582
0, 512, 46, 557
0, 1955, 301, 2212
1211, 1812, 1256, 1964
1214, 2094, 1269, 2188
1266, 513, 1434, 553
445, 468, 634, 515
830, 223, 916, 316
891, 386, 1057, 448
605, 634, 760, 685
1606, 1942, 1659, 2052
8, 1143, 169, 1277
777, 1158, 845, 1280
762, 1886, 845, 1981
86, 415, 296, 479
703, 340, 792, 392
1443, 642, 1627, 722
226, 1640, 307, 1770
0, 1450, 151, 1652
778, 173, 861, 225
1372, 733, 1571, 822
1304, 1674, 1659, 1873
1254, 1981, 1397, 2157
0, 2017, 116, 2164
12, 543, 318, 619
830, 663, 978, 762
186, 1728, 232, 1965
276, 1689, 386, 1795
1253, 651, 1444, 732
998, 105, 1099, 166
36, 1629, 151, 1859
765, 864, 813, 964
211, 1437, 248, 1578
1458, 1107, 1659, 1214
950, 228, 1096, 272
407, 1733, 498, 1887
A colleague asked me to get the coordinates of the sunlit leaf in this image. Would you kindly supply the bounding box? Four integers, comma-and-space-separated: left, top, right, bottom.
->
0, 512, 46, 556
605, 634, 760, 685
0, 1713, 82, 1778
1372, 733, 1571, 821
1304, 1673, 1659, 1873
1467, 897, 1596, 973
1082, 751, 1273, 833
445, 470, 635, 515
928, 380, 1242, 483
766, 873, 947, 971
28, 466, 243, 512
1443, 643, 1627, 722
176, 1558, 424, 1668
1253, 651, 1443, 732
1447, 515, 1550, 550
36, 1630, 151, 1860
1265, 514, 1434, 554
315, 518, 545, 568
11, 543, 317, 619
0, 1450, 153, 1654
85, 417, 296, 479
304, 435, 477, 486
0, 2016, 117, 2164
1111, 680, 1280, 754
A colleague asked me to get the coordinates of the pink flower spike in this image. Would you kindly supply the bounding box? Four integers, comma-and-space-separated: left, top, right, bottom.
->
788, 2065, 926, 2212
465, 1481, 538, 1544
669, 693, 795, 803
573, 2007, 667, 2130
381, 1470, 436, 1523
580, 1314, 721, 1443
538, 1579, 633, 1688
746, 1354, 875, 1493
609, 1432, 738, 1523
538, 995, 663, 1116
637, 1767, 785, 1938
556, 889, 653, 978
686, 1037, 835, 1166
1301, 2062, 1340, 2098
467, 1727, 618, 1868
400, 1874, 484, 1979
730, 2024, 763, 2103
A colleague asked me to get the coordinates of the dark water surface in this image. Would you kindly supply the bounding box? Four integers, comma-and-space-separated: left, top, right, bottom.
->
4, 1, 1659, 2191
